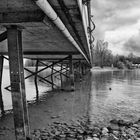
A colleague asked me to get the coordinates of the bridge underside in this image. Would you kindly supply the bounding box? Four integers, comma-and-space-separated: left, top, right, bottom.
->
0, 0, 92, 139
0, 0, 90, 64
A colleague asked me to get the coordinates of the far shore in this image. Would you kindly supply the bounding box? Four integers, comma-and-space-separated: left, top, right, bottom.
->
91, 66, 138, 72
91, 66, 118, 72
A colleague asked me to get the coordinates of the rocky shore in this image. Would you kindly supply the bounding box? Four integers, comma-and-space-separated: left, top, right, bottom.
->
32, 119, 140, 140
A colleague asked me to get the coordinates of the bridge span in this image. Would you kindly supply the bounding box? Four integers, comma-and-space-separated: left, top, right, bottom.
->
0, 0, 94, 139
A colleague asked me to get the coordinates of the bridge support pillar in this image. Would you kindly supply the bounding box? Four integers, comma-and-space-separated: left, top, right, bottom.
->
0, 55, 4, 115
7, 25, 30, 140
69, 55, 75, 91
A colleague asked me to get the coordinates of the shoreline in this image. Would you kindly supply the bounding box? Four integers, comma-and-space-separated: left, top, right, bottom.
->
91, 66, 138, 72
0, 73, 91, 140
31, 118, 140, 140
0, 71, 140, 139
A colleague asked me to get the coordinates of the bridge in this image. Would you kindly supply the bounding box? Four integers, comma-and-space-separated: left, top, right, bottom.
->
0, 0, 94, 139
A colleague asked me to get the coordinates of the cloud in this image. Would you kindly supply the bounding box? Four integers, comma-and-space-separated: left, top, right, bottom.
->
91, 0, 140, 40
123, 32, 140, 55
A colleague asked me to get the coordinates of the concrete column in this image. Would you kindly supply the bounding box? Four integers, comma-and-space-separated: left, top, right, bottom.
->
69, 55, 75, 91
0, 55, 4, 115
7, 25, 30, 140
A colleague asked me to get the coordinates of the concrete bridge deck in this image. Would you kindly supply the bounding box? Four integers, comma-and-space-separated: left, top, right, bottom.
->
0, 0, 92, 64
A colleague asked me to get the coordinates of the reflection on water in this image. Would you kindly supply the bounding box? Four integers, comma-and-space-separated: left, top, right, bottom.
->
0, 67, 62, 112
1, 67, 140, 125
89, 69, 140, 126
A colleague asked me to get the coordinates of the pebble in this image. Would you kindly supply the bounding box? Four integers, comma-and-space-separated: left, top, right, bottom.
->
86, 136, 93, 140
93, 137, 99, 140
102, 127, 108, 135
31, 118, 140, 140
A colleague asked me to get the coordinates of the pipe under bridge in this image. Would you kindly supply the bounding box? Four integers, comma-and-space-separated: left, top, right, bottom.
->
0, 0, 94, 139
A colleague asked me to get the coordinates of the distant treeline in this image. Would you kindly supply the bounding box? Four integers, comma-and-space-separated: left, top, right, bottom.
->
92, 40, 140, 69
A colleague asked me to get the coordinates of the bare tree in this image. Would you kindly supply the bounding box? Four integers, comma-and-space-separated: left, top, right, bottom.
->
93, 40, 112, 67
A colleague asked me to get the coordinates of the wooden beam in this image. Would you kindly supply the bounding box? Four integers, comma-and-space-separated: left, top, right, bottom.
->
0, 31, 7, 42
7, 25, 30, 140
39, 61, 69, 78
25, 56, 70, 79
24, 67, 58, 87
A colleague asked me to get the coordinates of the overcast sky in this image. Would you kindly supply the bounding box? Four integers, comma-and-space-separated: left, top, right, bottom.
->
91, 0, 140, 56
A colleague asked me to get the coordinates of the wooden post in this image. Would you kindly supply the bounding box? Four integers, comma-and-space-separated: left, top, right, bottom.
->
81, 63, 85, 75
0, 55, 4, 115
83, 64, 86, 75
79, 61, 82, 79
60, 63, 63, 90
34, 60, 39, 101
66, 63, 68, 80
7, 25, 30, 140
69, 55, 75, 91
51, 62, 54, 90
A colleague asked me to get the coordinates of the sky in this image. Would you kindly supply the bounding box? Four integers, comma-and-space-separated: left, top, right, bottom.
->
91, 0, 140, 56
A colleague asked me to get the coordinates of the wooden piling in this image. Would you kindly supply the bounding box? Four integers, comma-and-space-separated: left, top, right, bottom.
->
79, 61, 82, 79
69, 55, 75, 91
66, 63, 69, 81
51, 62, 54, 90
81, 63, 85, 75
34, 60, 39, 101
7, 25, 30, 140
60, 63, 63, 90
0, 55, 4, 115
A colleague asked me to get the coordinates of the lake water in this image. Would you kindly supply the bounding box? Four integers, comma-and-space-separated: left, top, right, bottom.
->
89, 69, 140, 126
0, 67, 62, 111
1, 67, 140, 126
